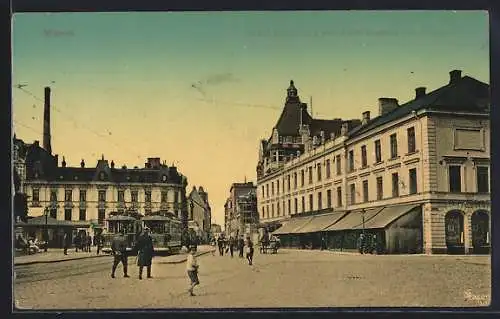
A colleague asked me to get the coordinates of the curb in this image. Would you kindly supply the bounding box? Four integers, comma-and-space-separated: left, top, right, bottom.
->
14, 254, 108, 266
160, 250, 214, 265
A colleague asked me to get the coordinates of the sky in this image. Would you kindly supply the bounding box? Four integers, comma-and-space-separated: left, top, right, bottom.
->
11, 11, 489, 227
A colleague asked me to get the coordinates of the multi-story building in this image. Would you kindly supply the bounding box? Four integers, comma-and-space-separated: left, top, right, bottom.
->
23, 152, 189, 228
257, 70, 490, 254
187, 186, 212, 243
13, 135, 30, 193
224, 182, 258, 237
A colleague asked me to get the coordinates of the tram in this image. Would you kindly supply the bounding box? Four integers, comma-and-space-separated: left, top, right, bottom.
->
101, 211, 182, 255
101, 214, 141, 254
141, 212, 182, 255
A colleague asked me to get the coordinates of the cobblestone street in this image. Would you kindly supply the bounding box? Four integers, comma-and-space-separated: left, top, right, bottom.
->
14, 249, 491, 309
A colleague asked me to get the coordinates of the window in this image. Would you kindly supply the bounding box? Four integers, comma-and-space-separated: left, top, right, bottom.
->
271, 204, 275, 217
65, 189, 72, 202
266, 184, 269, 197
32, 189, 40, 203
266, 205, 269, 218
271, 182, 274, 195
301, 196, 305, 213
49, 209, 57, 219
326, 159, 331, 178
294, 198, 298, 214
287, 175, 291, 190
392, 173, 399, 197
277, 202, 280, 216
376, 177, 383, 200
449, 165, 462, 192
118, 190, 125, 202
64, 209, 72, 221
131, 190, 138, 202
390, 134, 398, 159
261, 186, 265, 198
294, 172, 298, 189
79, 190, 86, 202
98, 209, 106, 224
349, 184, 356, 205
361, 145, 367, 168
50, 190, 57, 202
348, 150, 354, 172
327, 189, 332, 208
407, 127, 416, 153
161, 191, 167, 203
477, 166, 489, 193
145, 191, 151, 203
318, 192, 323, 210
336, 187, 342, 207
261, 207, 265, 219
308, 167, 313, 184
288, 199, 291, 215
363, 180, 369, 202
277, 180, 280, 194
79, 209, 86, 221
301, 170, 305, 186
409, 168, 417, 194
317, 163, 322, 181
374, 140, 382, 163
309, 194, 313, 211
336, 155, 342, 175
98, 190, 106, 202
174, 191, 179, 204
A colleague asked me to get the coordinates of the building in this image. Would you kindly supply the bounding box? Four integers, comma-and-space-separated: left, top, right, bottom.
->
257, 71, 490, 254
18, 87, 190, 241
224, 182, 259, 237
187, 186, 212, 243
210, 223, 222, 239
13, 135, 30, 193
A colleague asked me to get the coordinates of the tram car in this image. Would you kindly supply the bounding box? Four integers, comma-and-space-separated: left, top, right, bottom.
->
101, 215, 141, 254
141, 212, 182, 255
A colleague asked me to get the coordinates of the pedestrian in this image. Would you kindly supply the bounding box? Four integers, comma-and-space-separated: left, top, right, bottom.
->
63, 232, 70, 255
357, 233, 365, 254
134, 227, 154, 280
228, 236, 236, 258
87, 234, 92, 253
210, 237, 216, 256
111, 229, 130, 278
245, 236, 254, 266
96, 234, 104, 255
186, 247, 200, 296
321, 234, 327, 251
74, 234, 80, 253
217, 235, 224, 256
238, 235, 244, 258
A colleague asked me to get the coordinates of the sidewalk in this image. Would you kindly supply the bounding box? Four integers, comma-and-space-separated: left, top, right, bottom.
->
14, 245, 216, 266
14, 249, 107, 266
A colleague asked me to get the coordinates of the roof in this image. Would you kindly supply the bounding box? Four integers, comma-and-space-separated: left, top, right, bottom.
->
274, 101, 313, 136
348, 75, 489, 138
294, 211, 348, 234
142, 215, 172, 221
352, 204, 421, 229
106, 215, 137, 221
272, 216, 314, 235
325, 207, 384, 231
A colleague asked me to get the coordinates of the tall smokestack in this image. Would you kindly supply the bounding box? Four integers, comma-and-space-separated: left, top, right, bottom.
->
43, 87, 52, 154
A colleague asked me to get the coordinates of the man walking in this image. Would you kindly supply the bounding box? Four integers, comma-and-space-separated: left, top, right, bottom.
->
111, 229, 129, 278
238, 235, 244, 258
229, 236, 235, 258
245, 236, 254, 266
134, 227, 154, 280
63, 232, 70, 255
95, 233, 104, 255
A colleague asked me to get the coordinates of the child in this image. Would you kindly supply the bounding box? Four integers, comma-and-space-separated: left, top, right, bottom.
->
186, 247, 200, 296
245, 236, 254, 266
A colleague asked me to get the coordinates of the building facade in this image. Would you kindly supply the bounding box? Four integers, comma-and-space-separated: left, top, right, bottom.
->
224, 182, 259, 237
257, 71, 490, 254
187, 186, 212, 243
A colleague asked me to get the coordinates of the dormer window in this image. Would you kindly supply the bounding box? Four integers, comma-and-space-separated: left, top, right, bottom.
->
162, 175, 167, 182
99, 172, 105, 180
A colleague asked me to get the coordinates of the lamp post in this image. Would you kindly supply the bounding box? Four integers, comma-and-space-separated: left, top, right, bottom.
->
44, 206, 49, 252
361, 208, 366, 235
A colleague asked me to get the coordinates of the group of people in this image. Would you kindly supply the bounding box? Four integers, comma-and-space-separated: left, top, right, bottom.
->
357, 233, 379, 254
212, 234, 254, 265
62, 232, 105, 255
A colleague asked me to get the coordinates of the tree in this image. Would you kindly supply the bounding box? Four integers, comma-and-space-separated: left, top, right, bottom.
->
14, 193, 28, 222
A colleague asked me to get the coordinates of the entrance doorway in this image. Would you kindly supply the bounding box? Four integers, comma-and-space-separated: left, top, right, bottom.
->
471, 211, 490, 254
445, 211, 465, 254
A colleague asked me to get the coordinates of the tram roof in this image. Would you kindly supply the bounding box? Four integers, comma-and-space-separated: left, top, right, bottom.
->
106, 215, 137, 221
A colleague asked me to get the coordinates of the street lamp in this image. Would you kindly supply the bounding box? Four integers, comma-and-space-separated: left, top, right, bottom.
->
44, 206, 49, 252
361, 208, 366, 235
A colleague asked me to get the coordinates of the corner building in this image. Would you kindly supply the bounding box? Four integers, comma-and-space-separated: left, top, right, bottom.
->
257, 70, 490, 254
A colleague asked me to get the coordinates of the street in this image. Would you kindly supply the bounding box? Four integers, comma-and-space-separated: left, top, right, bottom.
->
14, 249, 491, 309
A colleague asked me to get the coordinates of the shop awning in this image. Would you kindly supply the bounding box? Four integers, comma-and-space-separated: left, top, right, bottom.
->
26, 216, 74, 227
352, 204, 421, 230
294, 211, 348, 234
272, 216, 314, 235
324, 207, 384, 231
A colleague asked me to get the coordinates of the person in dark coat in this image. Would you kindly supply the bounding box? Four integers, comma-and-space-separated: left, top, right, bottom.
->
228, 236, 236, 257
133, 228, 154, 280
217, 235, 224, 256
74, 234, 81, 253
111, 230, 129, 278
63, 233, 71, 255
238, 235, 245, 258
95, 234, 104, 255
87, 234, 92, 252
357, 233, 365, 254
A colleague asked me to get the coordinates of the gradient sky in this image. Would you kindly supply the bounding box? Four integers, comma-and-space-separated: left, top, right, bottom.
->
12, 11, 489, 227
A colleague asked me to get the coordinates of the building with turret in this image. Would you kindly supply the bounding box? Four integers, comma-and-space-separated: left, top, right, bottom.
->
187, 186, 212, 242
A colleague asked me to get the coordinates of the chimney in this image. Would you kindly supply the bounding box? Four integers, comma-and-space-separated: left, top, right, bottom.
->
43, 87, 52, 154
415, 87, 426, 99
147, 157, 161, 169
449, 70, 462, 84
341, 122, 349, 136
378, 98, 399, 116
362, 111, 371, 125
111, 160, 115, 169
62, 156, 66, 167
80, 159, 85, 168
